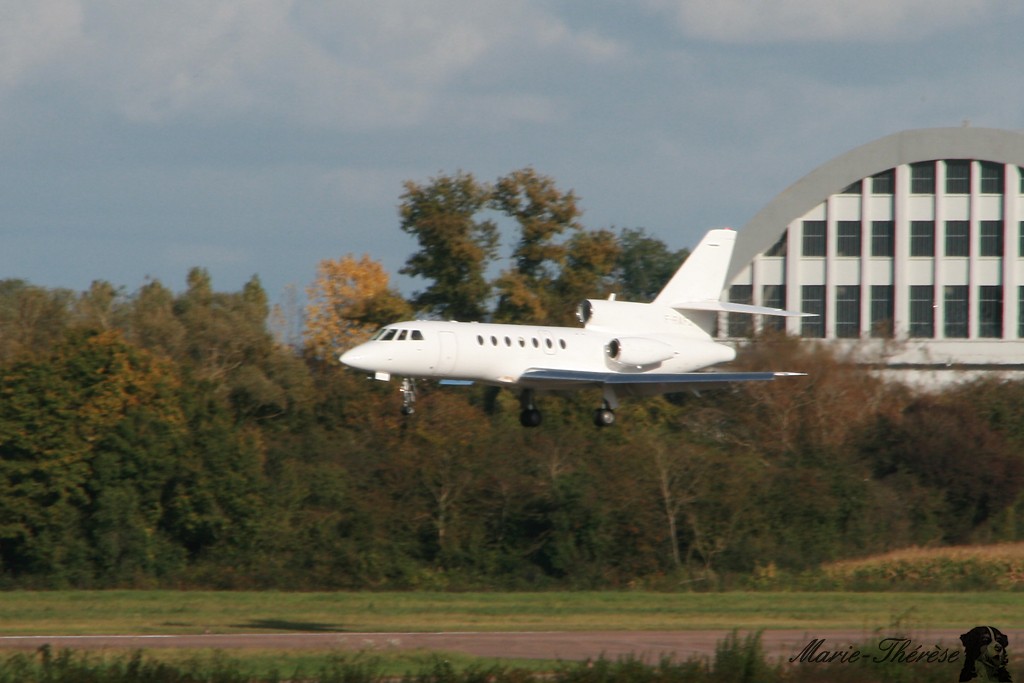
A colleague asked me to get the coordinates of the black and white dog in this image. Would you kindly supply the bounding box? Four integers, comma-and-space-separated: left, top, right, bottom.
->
960, 626, 1012, 682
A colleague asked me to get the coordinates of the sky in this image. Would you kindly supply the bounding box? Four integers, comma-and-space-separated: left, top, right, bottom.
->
3, 0, 1024, 308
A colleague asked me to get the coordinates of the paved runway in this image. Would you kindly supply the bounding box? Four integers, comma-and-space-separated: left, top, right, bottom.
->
0, 629, 1000, 662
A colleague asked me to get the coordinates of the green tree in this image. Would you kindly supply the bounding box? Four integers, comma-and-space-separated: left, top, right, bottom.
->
613, 228, 689, 301
551, 228, 620, 324
0, 330, 186, 585
399, 171, 498, 321
491, 168, 583, 323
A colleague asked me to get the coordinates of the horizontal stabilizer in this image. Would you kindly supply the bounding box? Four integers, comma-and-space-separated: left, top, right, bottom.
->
672, 301, 813, 317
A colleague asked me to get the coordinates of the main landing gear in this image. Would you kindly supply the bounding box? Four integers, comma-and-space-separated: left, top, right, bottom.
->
593, 401, 616, 428
519, 390, 542, 427
593, 388, 619, 428
393, 382, 617, 428
517, 390, 617, 428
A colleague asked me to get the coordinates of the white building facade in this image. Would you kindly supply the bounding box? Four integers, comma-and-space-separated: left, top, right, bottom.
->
725, 127, 1024, 382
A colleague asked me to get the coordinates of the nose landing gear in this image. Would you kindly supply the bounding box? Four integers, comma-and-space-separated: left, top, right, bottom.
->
400, 378, 416, 415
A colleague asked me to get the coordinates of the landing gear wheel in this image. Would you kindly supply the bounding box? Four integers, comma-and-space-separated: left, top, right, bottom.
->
594, 407, 616, 428
520, 408, 542, 428
518, 389, 541, 428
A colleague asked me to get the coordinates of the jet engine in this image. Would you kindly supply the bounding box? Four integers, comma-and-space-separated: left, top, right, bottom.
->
576, 299, 676, 332
606, 337, 677, 367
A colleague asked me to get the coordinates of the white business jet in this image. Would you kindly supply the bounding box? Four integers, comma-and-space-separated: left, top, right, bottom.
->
341, 228, 806, 427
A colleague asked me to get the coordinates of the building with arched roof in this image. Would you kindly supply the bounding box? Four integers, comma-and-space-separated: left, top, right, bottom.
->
724, 127, 1024, 383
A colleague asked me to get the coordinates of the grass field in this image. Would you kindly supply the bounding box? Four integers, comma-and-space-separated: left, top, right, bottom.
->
1, 590, 1023, 636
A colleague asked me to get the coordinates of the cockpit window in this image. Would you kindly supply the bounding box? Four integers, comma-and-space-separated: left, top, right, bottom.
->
380, 329, 398, 341
397, 329, 408, 341
411, 330, 424, 340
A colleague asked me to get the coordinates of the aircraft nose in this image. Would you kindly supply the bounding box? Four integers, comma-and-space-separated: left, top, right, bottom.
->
339, 346, 370, 370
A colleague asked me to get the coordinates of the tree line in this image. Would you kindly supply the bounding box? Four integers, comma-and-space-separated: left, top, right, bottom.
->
2, 169, 1024, 589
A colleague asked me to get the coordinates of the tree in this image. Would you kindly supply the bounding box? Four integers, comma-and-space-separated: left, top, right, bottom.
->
0, 330, 186, 584
305, 254, 410, 358
613, 228, 689, 302
399, 171, 498, 321
73, 281, 125, 331
862, 396, 1024, 544
552, 228, 620, 324
0, 280, 74, 362
491, 169, 583, 323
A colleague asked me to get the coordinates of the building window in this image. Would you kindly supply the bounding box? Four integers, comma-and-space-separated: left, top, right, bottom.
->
763, 285, 786, 333
1019, 287, 1024, 338
837, 221, 861, 257
1020, 167, 1024, 194
980, 162, 1003, 194
765, 231, 787, 257
801, 285, 825, 338
872, 169, 895, 194
980, 220, 1004, 257
870, 285, 894, 338
871, 221, 894, 257
835, 285, 861, 339
909, 285, 935, 338
979, 286, 1003, 338
946, 160, 970, 194
840, 181, 862, 194
910, 221, 935, 257
910, 161, 935, 194
728, 285, 753, 338
944, 285, 969, 339
945, 220, 970, 257
802, 221, 826, 257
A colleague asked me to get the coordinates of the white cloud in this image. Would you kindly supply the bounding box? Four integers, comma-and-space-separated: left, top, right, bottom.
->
647, 0, 1018, 43
0, 1, 82, 87
0, 0, 622, 130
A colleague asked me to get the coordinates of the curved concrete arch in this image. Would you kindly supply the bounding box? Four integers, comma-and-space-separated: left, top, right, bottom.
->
728, 127, 1024, 281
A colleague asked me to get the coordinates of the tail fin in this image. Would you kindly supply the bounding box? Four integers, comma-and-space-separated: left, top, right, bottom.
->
651, 228, 736, 307
652, 228, 810, 335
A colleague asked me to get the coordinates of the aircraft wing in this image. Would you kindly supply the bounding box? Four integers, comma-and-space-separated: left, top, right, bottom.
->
518, 368, 802, 397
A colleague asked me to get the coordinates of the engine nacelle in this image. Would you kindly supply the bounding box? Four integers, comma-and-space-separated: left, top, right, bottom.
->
606, 337, 677, 367
577, 299, 682, 332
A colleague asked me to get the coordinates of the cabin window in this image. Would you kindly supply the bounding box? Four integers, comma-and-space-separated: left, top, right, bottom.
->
532, 338, 539, 348
518, 337, 525, 347
559, 339, 566, 349
411, 330, 424, 340
491, 336, 498, 346
504, 336, 511, 346
545, 339, 552, 349
477, 335, 484, 345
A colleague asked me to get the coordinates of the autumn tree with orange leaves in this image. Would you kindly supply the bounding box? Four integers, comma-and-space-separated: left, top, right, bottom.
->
304, 254, 411, 358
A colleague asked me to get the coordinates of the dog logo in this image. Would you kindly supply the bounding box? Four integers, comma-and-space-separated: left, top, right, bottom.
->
960, 626, 1012, 682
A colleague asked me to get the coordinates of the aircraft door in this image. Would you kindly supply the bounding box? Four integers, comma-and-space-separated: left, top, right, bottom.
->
437, 331, 457, 374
